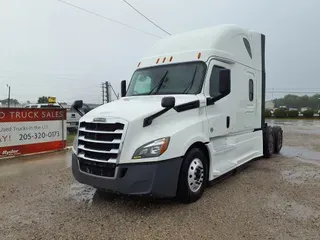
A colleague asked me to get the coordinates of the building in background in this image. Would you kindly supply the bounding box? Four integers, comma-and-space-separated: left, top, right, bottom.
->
265, 100, 275, 109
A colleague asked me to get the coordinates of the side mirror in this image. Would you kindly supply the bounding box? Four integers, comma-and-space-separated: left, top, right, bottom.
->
161, 96, 175, 109
121, 80, 127, 97
72, 100, 83, 110
219, 69, 231, 95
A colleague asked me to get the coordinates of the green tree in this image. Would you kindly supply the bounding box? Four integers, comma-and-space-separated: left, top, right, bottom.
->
37, 96, 49, 103
264, 109, 272, 117
288, 110, 299, 117
0, 98, 20, 106
274, 108, 287, 118
273, 94, 320, 110
303, 110, 314, 118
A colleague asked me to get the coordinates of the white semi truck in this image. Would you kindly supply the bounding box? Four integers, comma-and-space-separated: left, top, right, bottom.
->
71, 24, 283, 203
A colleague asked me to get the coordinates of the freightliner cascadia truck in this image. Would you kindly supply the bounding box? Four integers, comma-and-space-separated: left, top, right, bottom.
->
71, 24, 283, 203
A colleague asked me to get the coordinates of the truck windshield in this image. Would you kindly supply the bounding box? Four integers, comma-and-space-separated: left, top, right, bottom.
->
126, 61, 207, 96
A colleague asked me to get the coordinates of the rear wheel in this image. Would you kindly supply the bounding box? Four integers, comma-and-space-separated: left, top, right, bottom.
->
177, 148, 208, 204
263, 126, 274, 158
273, 126, 283, 154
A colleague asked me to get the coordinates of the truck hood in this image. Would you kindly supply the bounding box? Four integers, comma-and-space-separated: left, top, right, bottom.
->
81, 95, 199, 122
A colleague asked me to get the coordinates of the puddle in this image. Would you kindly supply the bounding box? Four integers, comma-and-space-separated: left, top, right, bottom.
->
280, 146, 320, 161
280, 146, 320, 184
0, 151, 71, 178
291, 129, 320, 135
267, 119, 320, 128
67, 183, 96, 206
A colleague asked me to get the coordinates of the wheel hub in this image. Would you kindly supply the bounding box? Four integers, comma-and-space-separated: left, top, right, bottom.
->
188, 158, 204, 193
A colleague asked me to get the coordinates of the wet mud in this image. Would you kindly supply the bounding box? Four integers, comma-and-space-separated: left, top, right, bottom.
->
1, 119, 320, 240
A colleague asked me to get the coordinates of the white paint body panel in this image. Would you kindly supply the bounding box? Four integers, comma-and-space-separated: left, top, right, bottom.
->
76, 24, 265, 181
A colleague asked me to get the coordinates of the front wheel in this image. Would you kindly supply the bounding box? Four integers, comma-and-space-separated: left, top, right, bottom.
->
177, 148, 208, 204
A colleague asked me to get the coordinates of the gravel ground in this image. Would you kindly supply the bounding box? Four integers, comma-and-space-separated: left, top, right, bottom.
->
1, 120, 320, 240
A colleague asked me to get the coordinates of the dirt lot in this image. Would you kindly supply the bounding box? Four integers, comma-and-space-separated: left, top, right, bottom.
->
1, 120, 320, 240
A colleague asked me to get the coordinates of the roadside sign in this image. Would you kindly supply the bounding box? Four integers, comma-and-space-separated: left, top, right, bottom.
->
48, 97, 56, 103
0, 108, 66, 158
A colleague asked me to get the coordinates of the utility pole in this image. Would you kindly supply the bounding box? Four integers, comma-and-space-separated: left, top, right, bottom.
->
105, 81, 109, 103
109, 84, 120, 100
6, 84, 11, 108
101, 82, 105, 104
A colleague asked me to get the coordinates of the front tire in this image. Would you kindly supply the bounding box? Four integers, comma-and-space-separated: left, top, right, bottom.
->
177, 148, 208, 204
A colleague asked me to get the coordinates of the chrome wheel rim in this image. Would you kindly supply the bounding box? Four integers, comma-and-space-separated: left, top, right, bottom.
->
188, 158, 204, 193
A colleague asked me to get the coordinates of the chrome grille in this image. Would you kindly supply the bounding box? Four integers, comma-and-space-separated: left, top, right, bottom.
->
77, 120, 126, 177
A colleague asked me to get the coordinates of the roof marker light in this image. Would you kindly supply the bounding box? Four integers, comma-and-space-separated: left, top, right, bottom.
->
169, 56, 173, 62
162, 57, 166, 63
156, 58, 160, 64
137, 62, 141, 67
197, 53, 201, 59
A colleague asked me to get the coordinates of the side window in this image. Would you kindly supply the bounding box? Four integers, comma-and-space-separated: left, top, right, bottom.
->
249, 79, 254, 101
209, 65, 226, 98
243, 38, 252, 59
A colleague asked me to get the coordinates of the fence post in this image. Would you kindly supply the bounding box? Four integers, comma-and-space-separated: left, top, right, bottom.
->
61, 109, 65, 149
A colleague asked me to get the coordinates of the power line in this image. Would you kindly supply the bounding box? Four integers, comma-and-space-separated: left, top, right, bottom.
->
121, 0, 171, 35
56, 0, 161, 38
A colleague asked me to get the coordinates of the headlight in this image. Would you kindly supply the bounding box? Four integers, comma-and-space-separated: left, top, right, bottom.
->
132, 137, 170, 159
72, 136, 78, 153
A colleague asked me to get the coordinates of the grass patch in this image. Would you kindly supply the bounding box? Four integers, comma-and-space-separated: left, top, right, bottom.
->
67, 133, 76, 146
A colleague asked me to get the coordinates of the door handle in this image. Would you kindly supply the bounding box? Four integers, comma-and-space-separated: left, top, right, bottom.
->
226, 116, 230, 128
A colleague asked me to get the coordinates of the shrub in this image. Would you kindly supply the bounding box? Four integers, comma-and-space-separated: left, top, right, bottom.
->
273, 108, 287, 118
287, 110, 299, 117
264, 109, 272, 118
303, 109, 314, 118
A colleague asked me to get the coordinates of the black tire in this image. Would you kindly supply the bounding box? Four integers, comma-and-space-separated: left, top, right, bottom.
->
177, 148, 208, 204
263, 126, 274, 158
273, 126, 283, 154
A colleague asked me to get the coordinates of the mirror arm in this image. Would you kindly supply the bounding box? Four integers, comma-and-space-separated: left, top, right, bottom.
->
143, 107, 172, 127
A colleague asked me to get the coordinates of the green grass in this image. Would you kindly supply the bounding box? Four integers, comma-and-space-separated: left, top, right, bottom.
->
67, 133, 76, 146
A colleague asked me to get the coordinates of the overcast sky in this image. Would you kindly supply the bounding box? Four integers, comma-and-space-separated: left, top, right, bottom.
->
0, 0, 319, 104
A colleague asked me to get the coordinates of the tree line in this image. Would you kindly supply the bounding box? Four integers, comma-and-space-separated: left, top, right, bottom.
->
0, 98, 21, 106
0, 96, 55, 106
273, 94, 320, 110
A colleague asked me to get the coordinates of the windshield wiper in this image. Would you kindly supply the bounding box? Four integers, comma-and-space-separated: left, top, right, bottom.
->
148, 70, 168, 95
182, 66, 198, 94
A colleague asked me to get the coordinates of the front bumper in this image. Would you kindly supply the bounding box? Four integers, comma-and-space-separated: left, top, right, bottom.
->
72, 153, 183, 198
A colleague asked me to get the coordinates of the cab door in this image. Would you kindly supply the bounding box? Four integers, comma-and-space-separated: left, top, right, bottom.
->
204, 59, 236, 177
205, 59, 232, 139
